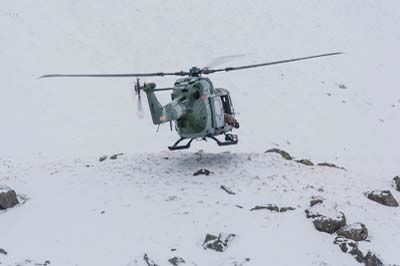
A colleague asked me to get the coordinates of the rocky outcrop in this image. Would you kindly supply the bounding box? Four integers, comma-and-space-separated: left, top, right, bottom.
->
250, 204, 295, 212
193, 169, 211, 176
313, 214, 346, 234
0, 186, 19, 210
295, 159, 314, 166
334, 237, 364, 263
143, 253, 158, 266
309, 195, 325, 207
220, 185, 236, 195
365, 190, 399, 207
168, 257, 186, 266
202, 233, 236, 252
334, 237, 384, 265
336, 223, 368, 241
265, 148, 292, 160
305, 202, 346, 234
317, 162, 345, 169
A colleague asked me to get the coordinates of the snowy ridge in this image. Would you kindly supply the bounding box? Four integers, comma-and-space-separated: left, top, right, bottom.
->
0, 151, 399, 265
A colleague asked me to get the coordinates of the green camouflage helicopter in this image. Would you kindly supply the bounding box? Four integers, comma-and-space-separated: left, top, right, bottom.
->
39, 52, 341, 150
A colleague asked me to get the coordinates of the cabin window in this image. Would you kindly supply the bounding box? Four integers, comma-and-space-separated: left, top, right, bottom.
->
221, 95, 233, 114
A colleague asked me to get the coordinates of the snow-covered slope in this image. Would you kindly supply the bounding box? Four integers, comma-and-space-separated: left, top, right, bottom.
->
1, 152, 399, 266
1, 1, 400, 265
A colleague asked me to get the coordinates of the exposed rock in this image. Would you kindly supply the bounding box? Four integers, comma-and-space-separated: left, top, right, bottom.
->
143, 253, 158, 266
336, 222, 368, 241
99, 155, 107, 162
279, 206, 296, 212
110, 153, 124, 160
193, 169, 211, 176
334, 237, 364, 263
310, 195, 325, 207
364, 251, 384, 266
393, 176, 400, 192
365, 190, 399, 207
0, 248, 7, 255
202, 233, 236, 252
250, 204, 279, 212
265, 148, 292, 160
313, 214, 346, 234
305, 203, 346, 233
250, 204, 295, 212
0, 186, 19, 209
168, 257, 186, 266
317, 162, 344, 169
295, 159, 314, 166
220, 185, 236, 195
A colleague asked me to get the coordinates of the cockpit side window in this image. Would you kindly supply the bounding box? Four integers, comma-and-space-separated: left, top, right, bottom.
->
221, 95, 233, 114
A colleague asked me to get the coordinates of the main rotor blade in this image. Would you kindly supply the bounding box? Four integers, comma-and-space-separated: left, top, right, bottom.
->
38, 71, 189, 79
202, 52, 342, 75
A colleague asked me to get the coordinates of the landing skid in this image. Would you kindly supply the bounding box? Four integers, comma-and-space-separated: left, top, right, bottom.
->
168, 134, 238, 151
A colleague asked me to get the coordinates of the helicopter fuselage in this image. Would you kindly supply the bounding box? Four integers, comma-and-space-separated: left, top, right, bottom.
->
143, 77, 236, 139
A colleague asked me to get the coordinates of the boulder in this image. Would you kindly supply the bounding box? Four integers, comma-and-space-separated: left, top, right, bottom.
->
250, 204, 279, 212
313, 214, 346, 234
295, 159, 314, 166
305, 203, 346, 234
393, 176, 400, 192
202, 233, 236, 252
99, 155, 107, 162
193, 169, 211, 176
168, 257, 186, 266
364, 251, 384, 266
336, 222, 368, 241
366, 190, 399, 207
310, 195, 325, 207
0, 186, 19, 209
265, 148, 292, 160
110, 153, 124, 160
317, 162, 344, 169
143, 254, 158, 266
0, 248, 7, 255
334, 237, 364, 263
279, 206, 296, 212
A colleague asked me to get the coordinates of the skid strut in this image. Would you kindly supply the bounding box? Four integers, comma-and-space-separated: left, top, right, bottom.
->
168, 134, 238, 151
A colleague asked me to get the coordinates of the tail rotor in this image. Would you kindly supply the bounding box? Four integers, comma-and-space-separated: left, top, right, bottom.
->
134, 78, 145, 119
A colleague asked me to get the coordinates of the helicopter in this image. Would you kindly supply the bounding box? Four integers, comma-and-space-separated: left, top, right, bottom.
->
39, 52, 342, 150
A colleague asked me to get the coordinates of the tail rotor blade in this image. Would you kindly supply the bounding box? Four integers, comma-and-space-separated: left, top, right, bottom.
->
136, 94, 144, 119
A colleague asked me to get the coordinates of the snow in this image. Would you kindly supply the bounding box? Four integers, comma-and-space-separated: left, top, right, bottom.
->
0, 1, 400, 265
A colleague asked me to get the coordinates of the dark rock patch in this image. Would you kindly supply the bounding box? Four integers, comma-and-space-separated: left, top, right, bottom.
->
317, 162, 345, 169
0, 248, 7, 255
99, 155, 107, 162
202, 233, 236, 252
295, 159, 314, 166
393, 176, 400, 192
110, 153, 124, 160
313, 213, 346, 234
250, 204, 295, 212
193, 169, 211, 176
334, 237, 364, 263
168, 257, 186, 266
364, 251, 384, 266
250, 204, 279, 212
365, 190, 399, 207
265, 148, 292, 160
310, 195, 325, 207
336, 222, 368, 241
0, 186, 19, 210
305, 203, 346, 233
220, 185, 236, 195
279, 207, 296, 212
143, 253, 158, 266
